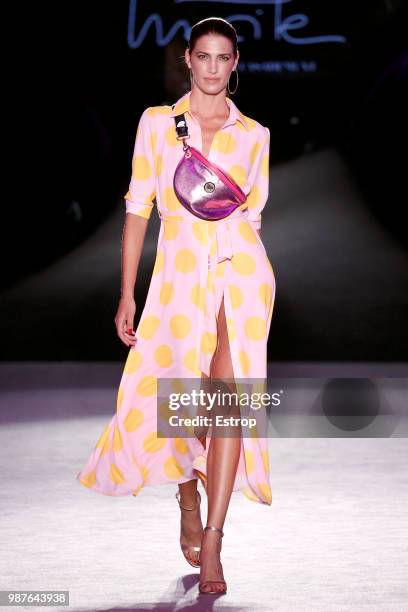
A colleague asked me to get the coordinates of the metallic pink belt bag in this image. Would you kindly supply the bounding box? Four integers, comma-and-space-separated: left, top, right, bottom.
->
172, 107, 247, 221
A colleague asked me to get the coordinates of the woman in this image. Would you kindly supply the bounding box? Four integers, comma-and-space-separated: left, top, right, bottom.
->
76, 17, 275, 596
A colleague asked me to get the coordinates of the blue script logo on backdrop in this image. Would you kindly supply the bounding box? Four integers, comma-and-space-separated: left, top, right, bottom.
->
127, 0, 347, 49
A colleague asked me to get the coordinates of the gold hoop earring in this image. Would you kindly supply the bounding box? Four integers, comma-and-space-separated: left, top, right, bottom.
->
227, 69, 239, 95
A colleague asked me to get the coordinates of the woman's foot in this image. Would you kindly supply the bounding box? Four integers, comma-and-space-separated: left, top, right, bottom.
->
176, 490, 204, 567
198, 526, 227, 594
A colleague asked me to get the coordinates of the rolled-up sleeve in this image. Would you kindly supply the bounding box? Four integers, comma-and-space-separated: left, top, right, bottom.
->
246, 126, 270, 230
124, 108, 157, 219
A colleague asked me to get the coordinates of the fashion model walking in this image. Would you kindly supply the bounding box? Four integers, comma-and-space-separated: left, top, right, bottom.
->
77, 17, 276, 595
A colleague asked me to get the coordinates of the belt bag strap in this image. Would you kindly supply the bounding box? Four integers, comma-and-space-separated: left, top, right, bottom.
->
172, 105, 189, 140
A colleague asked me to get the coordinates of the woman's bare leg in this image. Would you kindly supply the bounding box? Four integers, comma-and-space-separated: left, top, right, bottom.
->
199, 295, 241, 592
176, 354, 217, 565
177, 477, 204, 566
176, 370, 214, 565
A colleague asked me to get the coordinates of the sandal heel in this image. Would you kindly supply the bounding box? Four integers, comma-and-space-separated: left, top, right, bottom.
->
198, 525, 227, 595
175, 490, 202, 568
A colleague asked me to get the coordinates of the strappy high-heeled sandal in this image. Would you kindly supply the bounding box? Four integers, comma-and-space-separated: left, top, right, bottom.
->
198, 525, 227, 595
175, 489, 202, 568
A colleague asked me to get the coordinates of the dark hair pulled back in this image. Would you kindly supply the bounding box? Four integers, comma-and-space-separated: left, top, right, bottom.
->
188, 17, 238, 56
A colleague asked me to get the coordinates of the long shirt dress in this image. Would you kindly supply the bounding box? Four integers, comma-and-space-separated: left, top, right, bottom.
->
76, 89, 276, 505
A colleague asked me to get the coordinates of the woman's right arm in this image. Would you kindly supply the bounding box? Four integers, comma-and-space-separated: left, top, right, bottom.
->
115, 214, 149, 347
114, 106, 157, 347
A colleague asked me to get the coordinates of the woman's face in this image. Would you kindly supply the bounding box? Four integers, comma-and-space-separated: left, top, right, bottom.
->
185, 34, 238, 94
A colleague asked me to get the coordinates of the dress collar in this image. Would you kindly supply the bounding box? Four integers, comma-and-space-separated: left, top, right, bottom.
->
170, 89, 249, 130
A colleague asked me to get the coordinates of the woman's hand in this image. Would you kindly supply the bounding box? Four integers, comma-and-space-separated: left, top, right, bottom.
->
115, 296, 137, 347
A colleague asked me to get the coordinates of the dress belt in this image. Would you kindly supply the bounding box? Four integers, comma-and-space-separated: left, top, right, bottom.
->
158, 207, 250, 266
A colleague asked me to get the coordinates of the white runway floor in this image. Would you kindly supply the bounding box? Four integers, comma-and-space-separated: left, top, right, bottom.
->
0, 363, 407, 611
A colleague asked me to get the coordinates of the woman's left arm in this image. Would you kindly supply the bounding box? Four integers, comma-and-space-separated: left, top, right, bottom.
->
246, 125, 270, 235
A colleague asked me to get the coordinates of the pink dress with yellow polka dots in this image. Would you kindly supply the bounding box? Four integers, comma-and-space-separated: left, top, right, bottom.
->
76, 89, 276, 505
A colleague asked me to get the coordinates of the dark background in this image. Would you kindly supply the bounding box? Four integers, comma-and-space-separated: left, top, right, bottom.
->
2, 0, 407, 362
